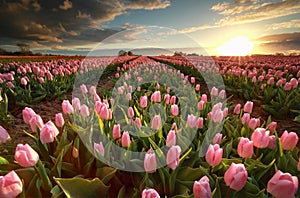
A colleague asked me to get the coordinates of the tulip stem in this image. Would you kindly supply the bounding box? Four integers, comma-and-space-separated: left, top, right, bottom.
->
226, 187, 231, 198
209, 166, 212, 174
255, 147, 259, 159
242, 158, 245, 164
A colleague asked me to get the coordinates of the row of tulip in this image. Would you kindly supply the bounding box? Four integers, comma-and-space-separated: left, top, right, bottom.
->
150, 55, 300, 120
1, 55, 299, 197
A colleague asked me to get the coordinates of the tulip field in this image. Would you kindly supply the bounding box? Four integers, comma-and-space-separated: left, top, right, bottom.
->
0, 55, 299, 197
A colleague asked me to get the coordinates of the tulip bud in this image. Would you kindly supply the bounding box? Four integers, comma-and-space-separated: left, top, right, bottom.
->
121, 131, 131, 147
193, 176, 212, 198
15, 144, 39, 167
237, 137, 253, 158
212, 133, 222, 145
144, 150, 157, 173
112, 124, 121, 140
0, 171, 23, 198
205, 144, 223, 167
243, 101, 253, 113
151, 115, 161, 131
40, 121, 59, 144
166, 145, 181, 170
224, 163, 248, 191
140, 96, 148, 108
94, 142, 105, 156
170, 104, 179, 116
280, 130, 298, 150
0, 125, 11, 144
55, 113, 65, 127
142, 188, 160, 198
251, 128, 270, 148
166, 130, 176, 147
233, 104, 241, 115
267, 170, 298, 198
127, 107, 134, 118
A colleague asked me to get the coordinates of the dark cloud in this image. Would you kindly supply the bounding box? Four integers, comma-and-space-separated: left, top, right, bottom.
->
256, 32, 300, 54
0, 0, 170, 52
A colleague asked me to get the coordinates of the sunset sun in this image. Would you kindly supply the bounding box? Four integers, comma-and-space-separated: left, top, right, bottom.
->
218, 36, 254, 56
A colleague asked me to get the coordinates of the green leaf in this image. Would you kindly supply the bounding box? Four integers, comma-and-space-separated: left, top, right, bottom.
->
96, 167, 117, 184
0, 156, 9, 165
54, 177, 109, 198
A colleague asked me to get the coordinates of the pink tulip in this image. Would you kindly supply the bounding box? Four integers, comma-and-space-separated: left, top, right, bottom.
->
99, 106, 110, 120
62, 100, 74, 114
144, 150, 157, 173
197, 117, 204, 129
205, 144, 223, 167
151, 91, 161, 103
201, 94, 207, 102
127, 107, 134, 118
112, 124, 121, 140
21, 77, 27, 85
284, 82, 292, 91
22, 107, 36, 124
121, 131, 131, 147
187, 114, 198, 128
233, 104, 241, 114
280, 130, 298, 150
15, 144, 39, 167
94, 142, 105, 156
210, 87, 218, 96
142, 188, 160, 198
166, 145, 181, 170
140, 96, 148, 108
224, 163, 248, 191
80, 84, 88, 94
211, 109, 224, 123
243, 101, 253, 113
0, 125, 10, 144
164, 94, 170, 104
248, 118, 260, 130
151, 115, 160, 131
191, 77, 195, 83
0, 171, 23, 198
251, 128, 270, 148
193, 176, 212, 198
212, 133, 222, 145
219, 90, 226, 99
89, 86, 96, 95
126, 93, 132, 101
170, 96, 176, 105
170, 105, 179, 116
198, 100, 205, 111
166, 130, 176, 147
40, 121, 59, 144
241, 113, 250, 125
29, 114, 44, 132
80, 104, 90, 118
266, 121, 277, 133
72, 97, 81, 111
237, 137, 253, 158
195, 84, 200, 91
135, 117, 142, 128
267, 170, 298, 198
267, 135, 277, 150
55, 113, 64, 127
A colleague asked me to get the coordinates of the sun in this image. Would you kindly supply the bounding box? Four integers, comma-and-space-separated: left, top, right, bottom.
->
217, 36, 254, 56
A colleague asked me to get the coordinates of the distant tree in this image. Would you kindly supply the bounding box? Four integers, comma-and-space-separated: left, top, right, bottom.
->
17, 43, 32, 55
118, 50, 127, 56
127, 51, 134, 56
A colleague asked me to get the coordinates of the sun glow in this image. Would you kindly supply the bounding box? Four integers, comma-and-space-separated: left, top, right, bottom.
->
217, 36, 254, 56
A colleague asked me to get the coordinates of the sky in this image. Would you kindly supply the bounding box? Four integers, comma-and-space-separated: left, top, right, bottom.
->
0, 0, 300, 56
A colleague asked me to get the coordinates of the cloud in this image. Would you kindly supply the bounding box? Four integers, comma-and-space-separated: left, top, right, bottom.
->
0, 0, 171, 52
59, 0, 72, 10
172, 0, 300, 35
122, 0, 170, 10
215, 0, 300, 25
268, 19, 300, 30
255, 32, 300, 54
